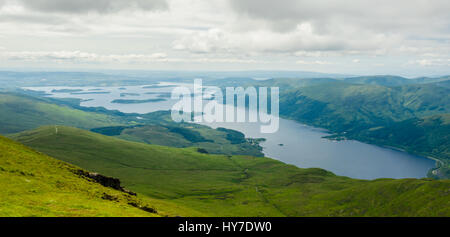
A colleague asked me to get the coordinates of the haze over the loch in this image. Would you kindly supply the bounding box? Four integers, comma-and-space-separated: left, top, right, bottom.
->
0, 0, 449, 77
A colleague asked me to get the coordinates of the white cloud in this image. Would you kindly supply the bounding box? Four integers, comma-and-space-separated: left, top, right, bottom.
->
0, 50, 263, 65
173, 24, 394, 55
228, 0, 450, 36
296, 60, 332, 65
413, 58, 450, 66
0, 0, 448, 75
1, 51, 168, 63
0, 0, 168, 14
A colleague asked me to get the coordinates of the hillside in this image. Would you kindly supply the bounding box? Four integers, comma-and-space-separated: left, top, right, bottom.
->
10, 126, 450, 216
0, 93, 264, 157
0, 135, 160, 217
341, 75, 449, 86
342, 76, 414, 86
0, 93, 120, 134
91, 119, 264, 157
280, 82, 450, 130
204, 75, 449, 89
276, 82, 450, 178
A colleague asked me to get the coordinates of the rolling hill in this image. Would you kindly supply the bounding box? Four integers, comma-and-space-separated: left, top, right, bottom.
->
91, 122, 264, 157
341, 75, 449, 86
1, 76, 449, 216
280, 82, 450, 130
10, 126, 450, 216
0, 92, 120, 134
0, 93, 264, 157
0, 135, 160, 217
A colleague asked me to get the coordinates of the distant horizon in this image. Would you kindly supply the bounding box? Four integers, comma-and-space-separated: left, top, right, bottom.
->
0, 68, 449, 79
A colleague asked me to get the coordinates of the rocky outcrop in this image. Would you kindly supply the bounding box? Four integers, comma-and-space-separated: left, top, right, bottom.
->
75, 169, 136, 196
197, 148, 209, 154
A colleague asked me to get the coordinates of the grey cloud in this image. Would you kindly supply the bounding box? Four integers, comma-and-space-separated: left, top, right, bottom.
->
4, 0, 168, 14
211, 0, 450, 57
228, 0, 450, 34
0, 0, 448, 75
1, 51, 169, 63
173, 26, 386, 55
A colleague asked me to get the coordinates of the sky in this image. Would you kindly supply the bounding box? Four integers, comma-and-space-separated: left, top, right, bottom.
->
0, 0, 449, 77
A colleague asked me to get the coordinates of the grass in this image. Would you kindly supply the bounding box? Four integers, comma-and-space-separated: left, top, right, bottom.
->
90, 111, 264, 157
0, 92, 120, 134
2, 84, 449, 216
115, 124, 264, 157
10, 126, 450, 216
0, 135, 160, 217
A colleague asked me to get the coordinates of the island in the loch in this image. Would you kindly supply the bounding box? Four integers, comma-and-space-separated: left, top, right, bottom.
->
51, 89, 83, 93
142, 85, 177, 89
111, 98, 167, 104
71, 91, 111, 95
120, 93, 140, 97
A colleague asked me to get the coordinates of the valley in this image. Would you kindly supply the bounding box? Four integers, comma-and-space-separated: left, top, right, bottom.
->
7, 126, 450, 216
0, 72, 449, 217
21, 81, 441, 179
0, 0, 449, 221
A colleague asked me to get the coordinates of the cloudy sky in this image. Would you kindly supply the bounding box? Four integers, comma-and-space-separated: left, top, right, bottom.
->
0, 0, 449, 76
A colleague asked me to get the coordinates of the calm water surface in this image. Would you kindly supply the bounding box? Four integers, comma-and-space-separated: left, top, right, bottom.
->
24, 84, 436, 179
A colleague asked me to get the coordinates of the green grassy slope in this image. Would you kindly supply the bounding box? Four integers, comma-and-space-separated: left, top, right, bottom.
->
11, 126, 450, 216
93, 123, 264, 157
0, 93, 120, 134
0, 135, 160, 217
277, 82, 450, 178
280, 82, 450, 130
351, 114, 450, 159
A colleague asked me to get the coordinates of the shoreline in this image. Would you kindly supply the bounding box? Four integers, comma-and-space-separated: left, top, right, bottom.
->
22, 85, 440, 179
278, 115, 440, 177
